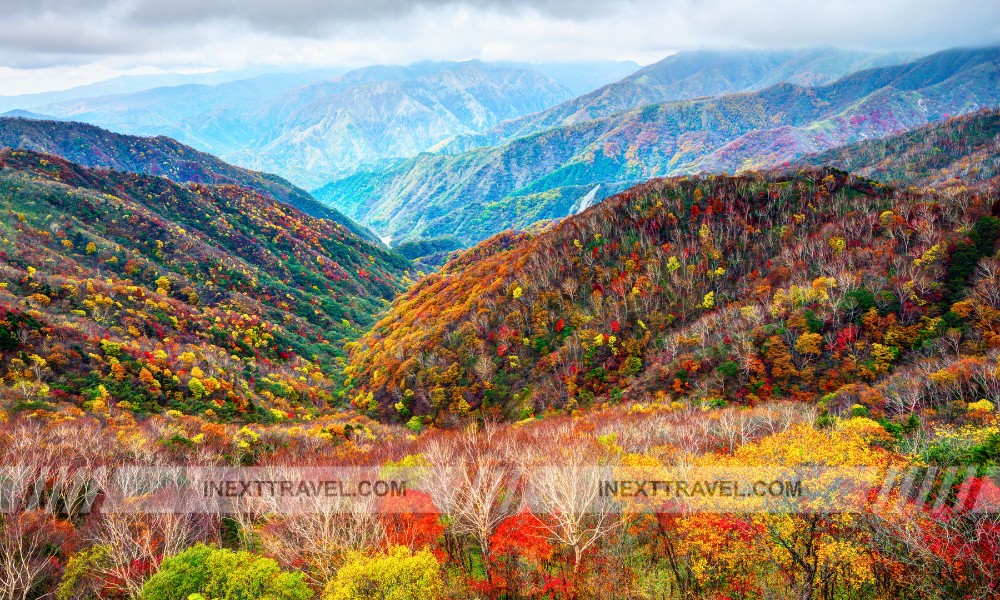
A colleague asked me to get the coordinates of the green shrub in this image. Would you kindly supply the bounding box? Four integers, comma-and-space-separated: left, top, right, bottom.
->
718, 361, 741, 378
392, 236, 464, 260
140, 544, 312, 600
405, 416, 423, 433
921, 432, 1000, 467
622, 356, 643, 376
944, 216, 1000, 304
57, 545, 112, 600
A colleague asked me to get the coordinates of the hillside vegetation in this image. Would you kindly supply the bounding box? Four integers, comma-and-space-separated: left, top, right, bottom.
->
793, 108, 1000, 190
344, 167, 1000, 429
1, 65, 998, 600
0, 148, 411, 420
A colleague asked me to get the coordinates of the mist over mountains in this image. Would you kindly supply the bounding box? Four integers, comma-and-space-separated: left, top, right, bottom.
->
9, 60, 637, 189
434, 48, 922, 154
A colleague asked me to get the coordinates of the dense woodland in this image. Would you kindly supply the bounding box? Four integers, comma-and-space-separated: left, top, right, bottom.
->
0, 110, 997, 599
347, 159, 1000, 428
0, 147, 410, 421
793, 109, 1000, 191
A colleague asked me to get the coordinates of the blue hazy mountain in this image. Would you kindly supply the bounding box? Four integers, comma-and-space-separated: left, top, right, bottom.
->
23, 61, 633, 188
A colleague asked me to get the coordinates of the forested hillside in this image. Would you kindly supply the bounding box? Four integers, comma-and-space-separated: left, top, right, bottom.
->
0, 117, 381, 242
2, 161, 997, 600
793, 108, 1000, 190
344, 167, 1000, 429
0, 148, 410, 420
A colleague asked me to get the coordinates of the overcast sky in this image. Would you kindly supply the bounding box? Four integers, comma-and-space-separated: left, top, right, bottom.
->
0, 0, 997, 95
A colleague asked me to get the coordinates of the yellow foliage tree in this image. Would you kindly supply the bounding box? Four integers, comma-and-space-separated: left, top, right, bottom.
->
323, 546, 442, 600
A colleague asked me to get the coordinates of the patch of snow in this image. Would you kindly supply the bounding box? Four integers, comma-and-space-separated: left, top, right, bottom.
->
571, 184, 601, 215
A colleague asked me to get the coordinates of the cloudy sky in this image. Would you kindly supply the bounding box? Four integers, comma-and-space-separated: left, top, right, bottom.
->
1, 0, 997, 95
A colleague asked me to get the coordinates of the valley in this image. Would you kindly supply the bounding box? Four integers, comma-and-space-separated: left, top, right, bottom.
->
0, 35, 998, 600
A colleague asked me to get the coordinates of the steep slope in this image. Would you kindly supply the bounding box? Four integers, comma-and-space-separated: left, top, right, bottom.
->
0, 149, 411, 420
343, 167, 1000, 425
33, 62, 577, 189
435, 48, 919, 154
0, 117, 381, 243
792, 108, 1000, 190
317, 48, 1000, 245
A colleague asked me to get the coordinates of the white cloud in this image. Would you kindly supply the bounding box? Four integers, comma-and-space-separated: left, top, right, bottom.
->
0, 0, 996, 95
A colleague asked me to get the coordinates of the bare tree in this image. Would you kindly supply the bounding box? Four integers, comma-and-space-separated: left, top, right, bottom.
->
864, 504, 1000, 599
522, 440, 621, 571
253, 464, 386, 587
0, 511, 68, 600
86, 466, 214, 599
423, 424, 518, 581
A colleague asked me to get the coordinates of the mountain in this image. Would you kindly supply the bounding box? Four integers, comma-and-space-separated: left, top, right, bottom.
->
342, 163, 1000, 423
316, 47, 1000, 245
30, 62, 583, 188
220, 62, 576, 188
31, 71, 335, 130
0, 68, 344, 113
0, 117, 380, 243
434, 48, 920, 154
792, 108, 1000, 190
1, 110, 64, 121
0, 147, 411, 419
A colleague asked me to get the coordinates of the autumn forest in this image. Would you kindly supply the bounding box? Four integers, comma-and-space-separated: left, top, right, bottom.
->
0, 43, 998, 600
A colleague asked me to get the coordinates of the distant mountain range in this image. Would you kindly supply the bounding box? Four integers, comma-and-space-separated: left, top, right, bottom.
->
11, 61, 637, 188
1, 50, 931, 202
0, 110, 64, 121
0, 68, 346, 114
315, 47, 999, 245
214, 62, 576, 188
435, 48, 921, 154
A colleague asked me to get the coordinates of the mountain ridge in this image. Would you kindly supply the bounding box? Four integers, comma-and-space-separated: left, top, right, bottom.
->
0, 116, 383, 244
432, 48, 922, 155
316, 47, 1000, 246
790, 108, 1000, 190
